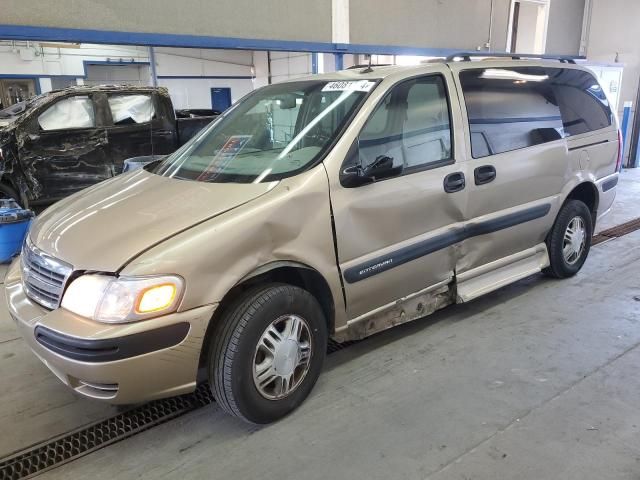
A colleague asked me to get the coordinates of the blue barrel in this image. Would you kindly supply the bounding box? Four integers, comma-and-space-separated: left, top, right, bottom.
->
0, 199, 34, 263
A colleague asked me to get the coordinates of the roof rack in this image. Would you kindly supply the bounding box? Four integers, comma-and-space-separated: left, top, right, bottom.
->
347, 64, 392, 70
445, 52, 585, 64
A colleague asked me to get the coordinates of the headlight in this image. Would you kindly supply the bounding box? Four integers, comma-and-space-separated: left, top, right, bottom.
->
61, 274, 184, 323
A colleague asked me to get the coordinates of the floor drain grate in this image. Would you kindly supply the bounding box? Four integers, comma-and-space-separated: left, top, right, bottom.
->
0, 384, 215, 480
327, 338, 357, 353
593, 217, 640, 245
0, 341, 359, 479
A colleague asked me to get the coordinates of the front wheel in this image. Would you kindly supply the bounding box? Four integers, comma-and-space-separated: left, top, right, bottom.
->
209, 283, 327, 424
543, 199, 593, 278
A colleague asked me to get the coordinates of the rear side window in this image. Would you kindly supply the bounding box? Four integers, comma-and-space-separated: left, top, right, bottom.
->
108, 94, 155, 125
550, 69, 613, 136
358, 75, 452, 171
459, 67, 564, 159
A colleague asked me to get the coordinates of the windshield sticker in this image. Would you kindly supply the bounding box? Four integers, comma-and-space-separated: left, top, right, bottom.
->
196, 135, 252, 181
322, 80, 376, 93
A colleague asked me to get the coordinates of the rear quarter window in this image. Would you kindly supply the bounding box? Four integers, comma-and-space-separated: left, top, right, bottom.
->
108, 94, 155, 125
549, 68, 613, 136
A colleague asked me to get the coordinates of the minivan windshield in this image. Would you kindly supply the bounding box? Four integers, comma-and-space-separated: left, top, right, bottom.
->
154, 79, 375, 183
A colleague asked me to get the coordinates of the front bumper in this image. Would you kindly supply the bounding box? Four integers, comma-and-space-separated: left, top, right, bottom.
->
5, 259, 217, 404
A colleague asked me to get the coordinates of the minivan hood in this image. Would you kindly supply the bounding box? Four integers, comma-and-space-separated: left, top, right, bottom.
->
30, 169, 278, 271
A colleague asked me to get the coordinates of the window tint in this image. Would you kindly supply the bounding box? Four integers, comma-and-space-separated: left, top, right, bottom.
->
550, 69, 612, 136
358, 75, 452, 171
108, 94, 155, 125
459, 67, 564, 159
38, 96, 95, 131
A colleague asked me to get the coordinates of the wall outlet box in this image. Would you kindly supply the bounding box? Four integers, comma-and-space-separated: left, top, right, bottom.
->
19, 49, 35, 61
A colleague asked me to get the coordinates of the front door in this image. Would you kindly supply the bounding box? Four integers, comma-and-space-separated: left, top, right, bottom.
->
19, 93, 111, 202
330, 71, 468, 319
211, 88, 232, 112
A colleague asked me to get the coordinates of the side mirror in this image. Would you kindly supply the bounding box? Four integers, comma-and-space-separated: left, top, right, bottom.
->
363, 155, 404, 180
340, 154, 403, 188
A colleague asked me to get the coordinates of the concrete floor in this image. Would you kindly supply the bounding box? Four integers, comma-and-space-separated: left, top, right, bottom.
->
595, 167, 640, 232
1, 169, 639, 478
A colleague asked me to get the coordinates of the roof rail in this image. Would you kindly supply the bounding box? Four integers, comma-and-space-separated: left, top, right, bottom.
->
347, 64, 392, 70
445, 52, 585, 64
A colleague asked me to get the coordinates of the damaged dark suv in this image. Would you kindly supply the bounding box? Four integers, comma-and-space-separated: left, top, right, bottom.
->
0, 85, 217, 206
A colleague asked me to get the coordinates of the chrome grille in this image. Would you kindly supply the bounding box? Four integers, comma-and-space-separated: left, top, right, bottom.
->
21, 239, 73, 310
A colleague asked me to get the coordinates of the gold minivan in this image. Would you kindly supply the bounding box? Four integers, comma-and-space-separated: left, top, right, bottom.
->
6, 58, 620, 423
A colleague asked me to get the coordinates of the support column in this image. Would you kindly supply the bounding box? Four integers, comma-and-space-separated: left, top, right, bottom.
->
332, 0, 349, 44
148, 46, 158, 87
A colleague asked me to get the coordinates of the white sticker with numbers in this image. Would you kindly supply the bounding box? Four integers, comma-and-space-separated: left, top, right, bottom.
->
322, 80, 376, 93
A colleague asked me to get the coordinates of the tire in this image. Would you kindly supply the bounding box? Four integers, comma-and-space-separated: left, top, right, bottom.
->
209, 283, 327, 424
0, 182, 24, 208
543, 199, 592, 278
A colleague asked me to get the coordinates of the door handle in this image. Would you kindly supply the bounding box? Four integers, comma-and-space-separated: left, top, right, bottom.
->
474, 165, 496, 185
443, 171, 466, 193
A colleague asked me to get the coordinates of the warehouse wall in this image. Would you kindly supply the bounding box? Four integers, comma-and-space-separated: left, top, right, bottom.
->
349, 0, 511, 51
154, 47, 254, 108
0, 43, 255, 109
545, 0, 584, 55
258, 52, 340, 85
0, 0, 333, 43
1, 0, 588, 56
587, 0, 637, 116
269, 52, 314, 83
0, 43, 148, 78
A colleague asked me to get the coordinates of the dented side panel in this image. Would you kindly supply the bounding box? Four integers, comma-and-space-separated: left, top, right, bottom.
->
0, 127, 28, 203
17, 126, 112, 201
0, 85, 212, 204
323, 65, 470, 320
119, 165, 349, 332
334, 283, 453, 342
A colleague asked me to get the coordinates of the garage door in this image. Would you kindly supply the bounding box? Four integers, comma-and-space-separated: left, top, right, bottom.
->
85, 64, 150, 86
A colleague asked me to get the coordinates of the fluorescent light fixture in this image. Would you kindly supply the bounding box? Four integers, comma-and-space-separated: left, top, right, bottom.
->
480, 69, 549, 82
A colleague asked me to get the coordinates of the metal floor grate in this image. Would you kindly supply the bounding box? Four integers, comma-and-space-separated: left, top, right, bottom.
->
592, 217, 640, 245
0, 341, 355, 479
3, 217, 640, 479
0, 384, 215, 480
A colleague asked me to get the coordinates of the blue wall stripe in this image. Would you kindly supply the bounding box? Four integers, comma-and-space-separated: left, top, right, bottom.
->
157, 75, 254, 80
0, 73, 79, 79
0, 24, 467, 57
620, 102, 632, 168
0, 68, 252, 82
311, 52, 318, 74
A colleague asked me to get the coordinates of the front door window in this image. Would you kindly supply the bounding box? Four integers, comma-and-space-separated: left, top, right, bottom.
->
37, 96, 95, 131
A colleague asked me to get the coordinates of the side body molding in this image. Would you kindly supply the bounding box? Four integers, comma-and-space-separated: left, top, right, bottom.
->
344, 203, 551, 284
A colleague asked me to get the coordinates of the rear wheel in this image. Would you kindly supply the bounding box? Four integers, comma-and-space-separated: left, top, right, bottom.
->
209, 283, 327, 424
543, 199, 592, 278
